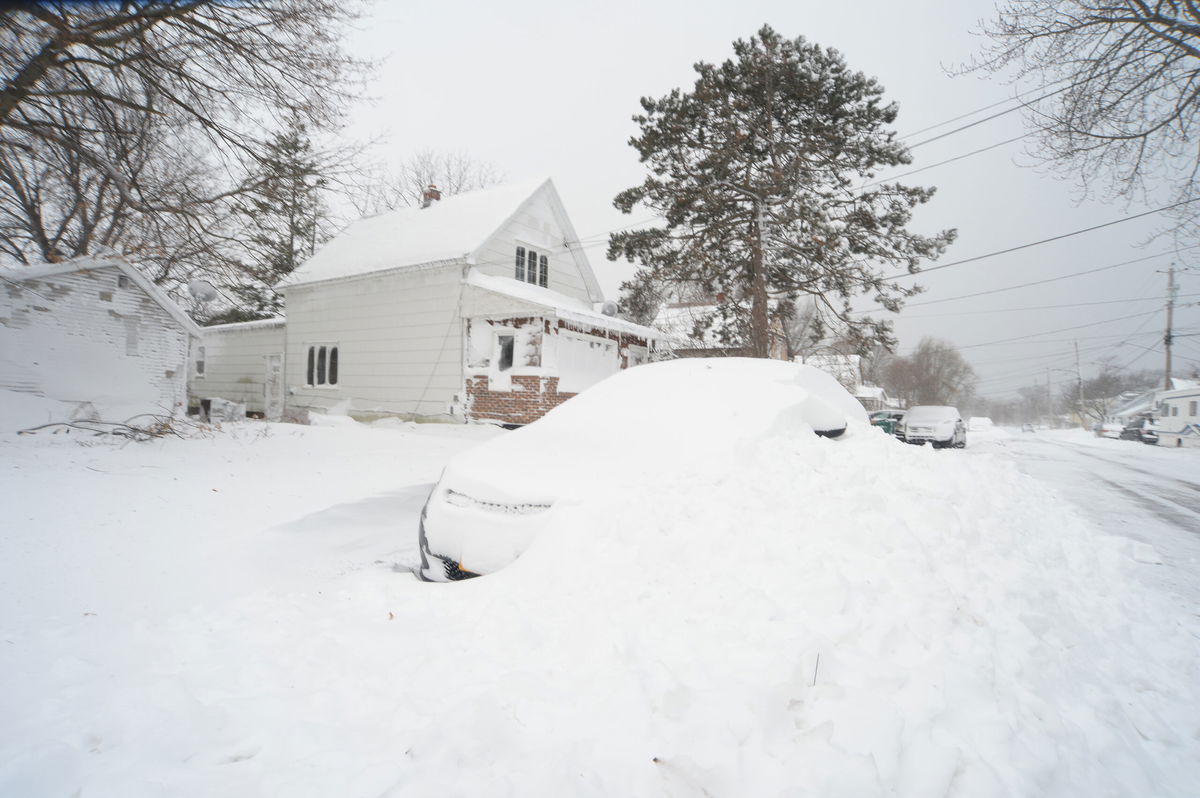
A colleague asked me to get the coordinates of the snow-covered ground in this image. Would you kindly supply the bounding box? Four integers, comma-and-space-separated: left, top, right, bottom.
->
1, 394, 1198, 797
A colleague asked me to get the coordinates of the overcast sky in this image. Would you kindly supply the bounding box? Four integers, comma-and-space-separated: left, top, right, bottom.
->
343, 0, 1200, 401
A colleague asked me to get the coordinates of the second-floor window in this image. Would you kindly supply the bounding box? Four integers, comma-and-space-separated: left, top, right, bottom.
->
515, 246, 548, 287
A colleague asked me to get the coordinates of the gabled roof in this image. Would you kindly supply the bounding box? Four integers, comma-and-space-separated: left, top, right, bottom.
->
465, 272, 661, 339
286, 178, 603, 301
0, 255, 201, 338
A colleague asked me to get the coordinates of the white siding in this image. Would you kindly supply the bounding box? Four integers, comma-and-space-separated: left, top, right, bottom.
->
473, 189, 593, 303
0, 266, 191, 417
284, 262, 466, 419
189, 321, 285, 413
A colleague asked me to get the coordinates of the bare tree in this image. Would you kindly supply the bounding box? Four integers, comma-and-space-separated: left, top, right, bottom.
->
970, 1, 1200, 211
882, 337, 977, 407
349, 149, 502, 216
0, 1, 367, 291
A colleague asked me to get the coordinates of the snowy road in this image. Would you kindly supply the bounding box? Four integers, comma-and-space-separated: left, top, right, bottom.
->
974, 428, 1200, 603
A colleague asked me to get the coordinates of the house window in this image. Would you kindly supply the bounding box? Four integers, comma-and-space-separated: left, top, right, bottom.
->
1172, 405, 1179, 416
1190, 400, 1198, 416
306, 344, 339, 386
497, 334, 515, 372
117, 275, 131, 289
195, 346, 206, 377
514, 246, 547, 286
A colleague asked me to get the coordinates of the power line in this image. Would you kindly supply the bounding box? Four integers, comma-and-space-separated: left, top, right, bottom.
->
957, 309, 1161, 350
901, 293, 1200, 319
898, 78, 1075, 139
857, 134, 1027, 191
882, 199, 1200, 282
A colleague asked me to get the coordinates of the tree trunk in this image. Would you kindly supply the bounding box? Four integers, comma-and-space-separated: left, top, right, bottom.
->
750, 200, 771, 358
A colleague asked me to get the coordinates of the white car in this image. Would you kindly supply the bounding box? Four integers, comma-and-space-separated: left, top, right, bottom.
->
417, 358, 868, 581
900, 405, 967, 449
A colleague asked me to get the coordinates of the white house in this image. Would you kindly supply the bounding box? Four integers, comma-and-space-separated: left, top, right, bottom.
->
188, 318, 285, 419
196, 178, 662, 425
0, 256, 201, 423
1156, 381, 1200, 448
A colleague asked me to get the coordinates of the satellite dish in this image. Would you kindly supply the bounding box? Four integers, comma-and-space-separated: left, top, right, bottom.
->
600, 300, 619, 317
187, 278, 219, 303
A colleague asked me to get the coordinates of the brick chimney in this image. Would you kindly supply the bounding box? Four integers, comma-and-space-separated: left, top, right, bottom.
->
421, 184, 442, 209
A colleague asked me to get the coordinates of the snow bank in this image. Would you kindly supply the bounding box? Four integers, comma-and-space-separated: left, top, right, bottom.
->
0, 406, 1197, 796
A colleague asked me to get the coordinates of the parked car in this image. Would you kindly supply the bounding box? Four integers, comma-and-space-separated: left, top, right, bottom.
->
968, 416, 993, 431
869, 410, 906, 436
1094, 422, 1123, 439
416, 358, 868, 582
900, 405, 967, 448
1119, 417, 1159, 445
1021, 423, 1036, 433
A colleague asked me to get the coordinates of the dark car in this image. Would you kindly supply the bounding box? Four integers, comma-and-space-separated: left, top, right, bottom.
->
1119, 417, 1159, 445
869, 410, 906, 437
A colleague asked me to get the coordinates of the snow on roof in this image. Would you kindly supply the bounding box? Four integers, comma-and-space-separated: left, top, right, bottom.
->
855, 385, 886, 400
201, 317, 286, 332
287, 178, 550, 287
0, 255, 201, 338
466, 272, 661, 339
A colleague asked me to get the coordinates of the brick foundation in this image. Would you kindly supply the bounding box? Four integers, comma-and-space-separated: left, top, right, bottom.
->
464, 374, 577, 426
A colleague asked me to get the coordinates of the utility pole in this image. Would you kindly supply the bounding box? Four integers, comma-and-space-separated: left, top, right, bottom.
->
1165, 265, 1176, 390
1046, 366, 1052, 427
1075, 340, 1084, 425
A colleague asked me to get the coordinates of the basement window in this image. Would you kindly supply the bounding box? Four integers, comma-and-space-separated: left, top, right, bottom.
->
306, 344, 339, 386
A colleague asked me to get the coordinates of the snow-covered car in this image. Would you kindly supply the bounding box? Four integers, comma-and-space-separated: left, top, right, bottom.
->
1021, 423, 1036, 433
900, 405, 966, 448
1094, 422, 1123, 439
416, 358, 868, 581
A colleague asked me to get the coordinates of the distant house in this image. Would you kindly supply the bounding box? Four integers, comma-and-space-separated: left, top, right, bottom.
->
195, 179, 662, 425
652, 301, 788, 359
796, 352, 896, 411
0, 256, 200, 421
1155, 381, 1200, 448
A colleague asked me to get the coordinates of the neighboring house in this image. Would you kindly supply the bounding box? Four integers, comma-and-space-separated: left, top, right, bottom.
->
1156, 383, 1200, 448
852, 384, 898, 412
652, 301, 788, 359
196, 178, 662, 425
1111, 378, 1199, 426
795, 352, 896, 411
0, 256, 200, 421
188, 318, 286, 419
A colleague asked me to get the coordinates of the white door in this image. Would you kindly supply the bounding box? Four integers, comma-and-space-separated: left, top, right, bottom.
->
265, 353, 283, 422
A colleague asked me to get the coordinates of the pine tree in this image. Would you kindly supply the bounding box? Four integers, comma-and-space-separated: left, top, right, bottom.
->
218, 119, 330, 321
609, 25, 957, 357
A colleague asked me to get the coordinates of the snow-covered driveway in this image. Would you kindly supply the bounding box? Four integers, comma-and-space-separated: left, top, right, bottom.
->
1, 414, 1198, 797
